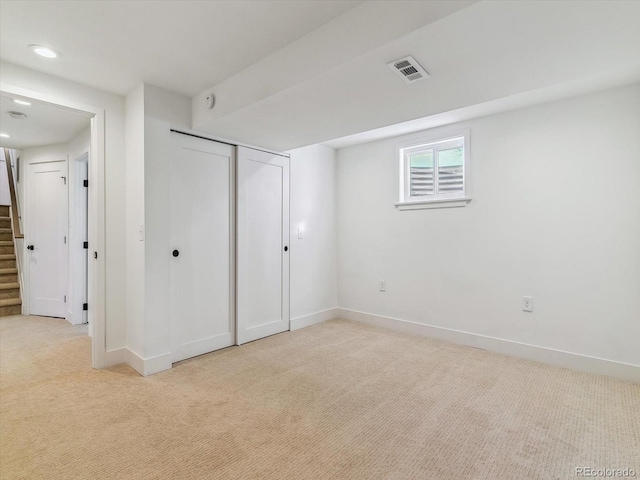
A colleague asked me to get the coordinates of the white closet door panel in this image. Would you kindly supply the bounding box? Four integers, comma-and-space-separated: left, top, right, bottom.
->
237, 146, 289, 345
170, 134, 234, 363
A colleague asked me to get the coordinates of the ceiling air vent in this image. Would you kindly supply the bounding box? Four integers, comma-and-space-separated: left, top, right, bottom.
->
8, 111, 28, 120
388, 56, 429, 84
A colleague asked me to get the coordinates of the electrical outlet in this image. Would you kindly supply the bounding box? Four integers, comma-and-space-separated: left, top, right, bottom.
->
522, 296, 533, 312
379, 280, 386, 292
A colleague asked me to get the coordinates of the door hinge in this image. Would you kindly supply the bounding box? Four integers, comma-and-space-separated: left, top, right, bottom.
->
83, 179, 88, 188
83, 241, 88, 249
94, 251, 98, 259
64, 236, 67, 244
83, 303, 88, 311
64, 295, 67, 303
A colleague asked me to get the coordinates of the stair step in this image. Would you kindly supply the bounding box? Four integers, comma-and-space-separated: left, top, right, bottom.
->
0, 254, 16, 260
0, 241, 14, 246
0, 283, 19, 290
0, 304, 21, 316
0, 268, 18, 275
0, 289, 20, 300
0, 298, 21, 307
0, 228, 11, 233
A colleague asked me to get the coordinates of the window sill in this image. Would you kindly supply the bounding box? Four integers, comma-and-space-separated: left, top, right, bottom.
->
395, 197, 472, 211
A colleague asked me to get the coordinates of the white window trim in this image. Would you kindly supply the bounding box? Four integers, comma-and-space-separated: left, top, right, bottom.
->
395, 128, 471, 210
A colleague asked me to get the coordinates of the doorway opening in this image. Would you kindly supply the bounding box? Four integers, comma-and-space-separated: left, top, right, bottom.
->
0, 85, 107, 368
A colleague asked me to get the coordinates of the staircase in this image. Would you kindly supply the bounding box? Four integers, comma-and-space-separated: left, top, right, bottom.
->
0, 205, 21, 317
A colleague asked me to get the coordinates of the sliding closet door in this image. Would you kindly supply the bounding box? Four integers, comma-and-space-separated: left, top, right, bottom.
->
170, 133, 235, 362
236, 146, 289, 345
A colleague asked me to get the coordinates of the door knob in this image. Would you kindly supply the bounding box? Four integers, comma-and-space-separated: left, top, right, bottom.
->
284, 246, 288, 252
27, 245, 34, 250
172, 249, 179, 257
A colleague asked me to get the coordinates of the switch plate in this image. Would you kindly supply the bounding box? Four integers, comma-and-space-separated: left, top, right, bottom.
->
379, 280, 386, 292
522, 296, 533, 312
138, 224, 144, 242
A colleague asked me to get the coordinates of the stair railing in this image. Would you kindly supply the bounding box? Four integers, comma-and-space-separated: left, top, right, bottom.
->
3, 148, 23, 238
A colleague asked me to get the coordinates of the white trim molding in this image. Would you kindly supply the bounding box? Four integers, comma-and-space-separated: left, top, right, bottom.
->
126, 350, 172, 377
396, 198, 472, 210
104, 348, 127, 367
290, 308, 338, 331
337, 308, 640, 383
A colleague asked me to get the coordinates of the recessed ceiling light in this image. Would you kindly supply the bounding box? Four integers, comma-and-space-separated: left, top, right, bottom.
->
0, 133, 10, 138
28, 44, 61, 59
13, 99, 31, 106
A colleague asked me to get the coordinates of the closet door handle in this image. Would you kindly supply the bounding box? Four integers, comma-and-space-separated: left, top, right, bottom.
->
27, 245, 34, 250
284, 246, 288, 252
172, 249, 180, 257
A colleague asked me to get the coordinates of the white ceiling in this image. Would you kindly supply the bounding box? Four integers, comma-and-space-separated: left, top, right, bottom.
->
0, 0, 362, 97
0, 94, 90, 150
1, 1, 639, 152
191, 0, 640, 151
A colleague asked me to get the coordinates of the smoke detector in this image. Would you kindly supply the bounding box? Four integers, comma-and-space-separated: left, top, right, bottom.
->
8, 111, 28, 120
388, 56, 429, 84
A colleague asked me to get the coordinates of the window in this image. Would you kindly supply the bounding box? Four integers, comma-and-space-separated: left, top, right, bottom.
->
396, 130, 471, 210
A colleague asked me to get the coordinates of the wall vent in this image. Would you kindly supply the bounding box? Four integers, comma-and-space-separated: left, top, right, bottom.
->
8, 111, 28, 120
387, 56, 429, 84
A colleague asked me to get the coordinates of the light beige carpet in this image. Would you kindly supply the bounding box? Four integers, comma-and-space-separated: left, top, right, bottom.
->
1, 315, 638, 480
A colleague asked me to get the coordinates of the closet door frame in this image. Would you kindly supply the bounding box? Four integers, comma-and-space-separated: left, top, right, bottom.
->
169, 128, 291, 353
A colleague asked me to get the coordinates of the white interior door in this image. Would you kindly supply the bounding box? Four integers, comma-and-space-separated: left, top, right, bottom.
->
236, 146, 289, 345
170, 133, 234, 363
77, 158, 89, 327
28, 161, 68, 318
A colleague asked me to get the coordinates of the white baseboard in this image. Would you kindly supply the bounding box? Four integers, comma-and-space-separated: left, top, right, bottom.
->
104, 347, 127, 367
291, 308, 338, 331
124, 349, 172, 377
338, 308, 640, 383
65, 309, 84, 326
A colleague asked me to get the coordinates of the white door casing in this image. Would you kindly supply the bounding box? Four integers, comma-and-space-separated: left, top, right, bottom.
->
27, 160, 68, 318
170, 133, 235, 363
2, 83, 107, 369
236, 146, 290, 345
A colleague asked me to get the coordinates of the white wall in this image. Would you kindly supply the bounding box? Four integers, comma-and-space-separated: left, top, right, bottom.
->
1, 61, 127, 353
289, 144, 338, 324
125, 83, 192, 374
336, 84, 640, 370
143, 84, 190, 368
125, 85, 145, 359
0, 151, 10, 206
